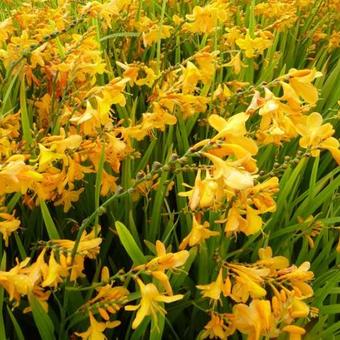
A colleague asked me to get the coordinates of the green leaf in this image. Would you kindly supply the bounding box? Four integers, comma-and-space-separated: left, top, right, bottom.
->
7, 192, 21, 212
40, 200, 60, 239
0, 253, 6, 340
115, 221, 146, 265
7, 306, 25, 340
20, 76, 33, 145
150, 306, 165, 340
29, 294, 55, 340
148, 169, 168, 242
94, 143, 105, 227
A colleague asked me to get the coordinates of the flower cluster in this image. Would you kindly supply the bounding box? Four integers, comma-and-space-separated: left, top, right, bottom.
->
197, 247, 315, 339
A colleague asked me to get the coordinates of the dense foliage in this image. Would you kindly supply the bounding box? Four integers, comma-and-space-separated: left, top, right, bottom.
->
0, 0, 339, 339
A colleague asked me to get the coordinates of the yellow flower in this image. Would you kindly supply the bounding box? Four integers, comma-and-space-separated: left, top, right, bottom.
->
223, 52, 247, 75
257, 247, 289, 270
0, 212, 20, 247
282, 325, 306, 340
0, 250, 49, 306
54, 188, 85, 212
194, 50, 219, 84
85, 284, 129, 320
208, 112, 249, 142
290, 297, 310, 318
183, 3, 229, 34
232, 300, 277, 340
231, 275, 267, 303
257, 88, 298, 145
213, 84, 232, 102
281, 262, 313, 280
179, 170, 223, 210
236, 33, 272, 58
208, 143, 257, 173
117, 62, 157, 87
295, 112, 340, 164
75, 312, 120, 340
0, 155, 43, 195
248, 177, 279, 213
203, 153, 254, 191
197, 269, 224, 301
319, 137, 340, 165
287, 68, 322, 105
141, 103, 177, 132
143, 240, 189, 272
38, 144, 64, 172
179, 215, 219, 249
134, 16, 172, 47
224, 203, 263, 236
181, 61, 201, 94
200, 313, 234, 339
125, 278, 183, 329
52, 228, 102, 259
206, 113, 258, 165
133, 240, 189, 295
228, 263, 269, 302
41, 251, 68, 289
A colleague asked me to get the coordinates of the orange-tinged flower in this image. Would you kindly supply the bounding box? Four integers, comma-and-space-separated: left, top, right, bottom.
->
84, 283, 129, 320
232, 300, 278, 340
248, 177, 279, 213
295, 112, 335, 155
54, 188, 85, 212
287, 68, 322, 105
179, 215, 219, 250
183, 3, 229, 34
257, 247, 289, 270
195, 50, 219, 84
143, 240, 189, 272
117, 62, 157, 87
75, 312, 120, 340
279, 262, 314, 281
289, 297, 309, 318
203, 153, 254, 191
0, 212, 20, 247
41, 250, 68, 288
197, 269, 224, 301
141, 103, 177, 132
213, 83, 232, 102
181, 61, 201, 94
224, 52, 246, 75
0, 155, 43, 195
52, 228, 102, 259
135, 240, 189, 295
319, 137, 340, 165
125, 278, 183, 329
0, 249, 49, 305
200, 313, 234, 339
236, 33, 272, 58
38, 144, 65, 172
282, 325, 306, 340
224, 203, 263, 236
179, 170, 223, 210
